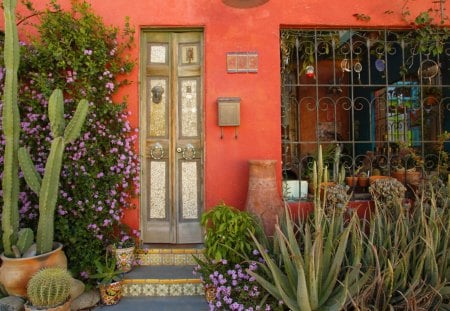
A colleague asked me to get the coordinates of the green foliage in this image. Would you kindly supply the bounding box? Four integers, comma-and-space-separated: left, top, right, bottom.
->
249, 207, 369, 311
0, 0, 138, 280
90, 252, 123, 285
411, 10, 450, 56
27, 267, 72, 308
201, 202, 262, 263
250, 145, 450, 310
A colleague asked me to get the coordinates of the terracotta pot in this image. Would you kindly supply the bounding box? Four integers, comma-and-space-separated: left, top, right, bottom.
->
391, 170, 421, 186
245, 160, 283, 236
358, 177, 369, 187
98, 281, 123, 305
346, 176, 358, 187
113, 246, 135, 273
25, 299, 71, 311
204, 284, 217, 303
0, 243, 67, 297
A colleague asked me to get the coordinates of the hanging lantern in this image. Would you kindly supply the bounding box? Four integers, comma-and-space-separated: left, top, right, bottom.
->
305, 65, 315, 78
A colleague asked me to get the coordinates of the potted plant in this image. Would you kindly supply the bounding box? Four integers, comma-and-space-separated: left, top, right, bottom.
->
391, 145, 423, 186
25, 267, 72, 311
0, 0, 89, 297
90, 253, 124, 306
109, 224, 140, 273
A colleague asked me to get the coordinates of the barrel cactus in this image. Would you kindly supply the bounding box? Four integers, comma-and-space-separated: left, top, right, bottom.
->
27, 267, 72, 308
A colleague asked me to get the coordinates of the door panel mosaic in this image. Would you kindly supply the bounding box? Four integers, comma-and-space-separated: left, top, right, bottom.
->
179, 79, 199, 138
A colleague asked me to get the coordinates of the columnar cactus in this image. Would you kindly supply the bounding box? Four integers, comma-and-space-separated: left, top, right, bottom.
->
19, 89, 89, 255
2, 0, 88, 257
2, 0, 21, 258
27, 267, 72, 308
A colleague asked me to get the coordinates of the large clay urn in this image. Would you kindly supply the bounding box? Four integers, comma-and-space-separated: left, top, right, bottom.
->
0, 243, 67, 297
245, 160, 283, 236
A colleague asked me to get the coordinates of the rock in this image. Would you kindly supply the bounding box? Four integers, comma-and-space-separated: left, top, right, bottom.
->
70, 290, 100, 311
70, 279, 85, 301
0, 296, 25, 311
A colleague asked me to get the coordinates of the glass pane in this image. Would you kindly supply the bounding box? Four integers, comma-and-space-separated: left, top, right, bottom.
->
149, 161, 167, 219
181, 161, 198, 219
148, 78, 167, 137
180, 79, 198, 137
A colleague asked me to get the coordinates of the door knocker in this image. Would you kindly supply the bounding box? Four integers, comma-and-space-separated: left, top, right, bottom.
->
151, 85, 164, 104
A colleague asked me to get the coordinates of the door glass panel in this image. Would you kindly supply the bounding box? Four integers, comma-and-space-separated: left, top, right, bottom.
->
149, 44, 168, 64
179, 43, 200, 65
180, 161, 199, 219
149, 161, 168, 219
180, 78, 198, 137
148, 78, 168, 137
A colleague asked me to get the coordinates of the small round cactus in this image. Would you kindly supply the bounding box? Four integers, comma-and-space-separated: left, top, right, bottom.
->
27, 267, 72, 308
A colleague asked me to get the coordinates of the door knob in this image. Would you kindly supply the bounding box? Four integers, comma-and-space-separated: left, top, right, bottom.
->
176, 147, 182, 153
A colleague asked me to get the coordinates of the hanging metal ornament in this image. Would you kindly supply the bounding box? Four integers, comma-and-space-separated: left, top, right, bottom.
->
305, 65, 315, 78
375, 58, 385, 72
418, 59, 439, 84
340, 58, 351, 72
354, 61, 362, 84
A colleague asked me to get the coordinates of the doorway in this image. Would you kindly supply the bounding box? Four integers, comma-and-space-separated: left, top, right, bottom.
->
140, 30, 204, 243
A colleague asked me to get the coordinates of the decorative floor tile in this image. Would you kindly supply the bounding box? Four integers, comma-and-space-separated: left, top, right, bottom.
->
169, 284, 183, 296
155, 284, 170, 296
127, 284, 142, 296
142, 284, 156, 296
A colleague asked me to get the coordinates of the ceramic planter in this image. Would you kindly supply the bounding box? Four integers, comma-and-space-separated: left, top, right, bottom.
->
0, 243, 67, 297
113, 246, 135, 273
98, 281, 123, 305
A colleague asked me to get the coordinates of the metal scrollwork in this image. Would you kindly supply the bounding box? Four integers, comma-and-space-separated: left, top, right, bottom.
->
150, 142, 164, 160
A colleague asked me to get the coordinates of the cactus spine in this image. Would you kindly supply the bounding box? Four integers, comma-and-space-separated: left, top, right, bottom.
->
27, 267, 72, 308
2, 0, 21, 258
19, 91, 89, 255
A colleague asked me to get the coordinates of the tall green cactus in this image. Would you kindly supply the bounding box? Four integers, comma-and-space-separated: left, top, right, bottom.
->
2, 0, 88, 257
19, 89, 88, 255
2, 0, 21, 258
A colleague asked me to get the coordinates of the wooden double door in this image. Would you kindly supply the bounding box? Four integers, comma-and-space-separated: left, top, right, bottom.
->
140, 30, 204, 243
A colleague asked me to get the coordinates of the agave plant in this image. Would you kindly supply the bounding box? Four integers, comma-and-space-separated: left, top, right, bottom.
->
351, 181, 449, 310
248, 146, 370, 311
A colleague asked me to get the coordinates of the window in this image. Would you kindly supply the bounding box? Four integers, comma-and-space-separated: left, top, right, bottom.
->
281, 29, 450, 198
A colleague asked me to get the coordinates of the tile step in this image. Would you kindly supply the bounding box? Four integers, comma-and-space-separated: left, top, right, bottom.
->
136, 247, 205, 266
123, 265, 205, 297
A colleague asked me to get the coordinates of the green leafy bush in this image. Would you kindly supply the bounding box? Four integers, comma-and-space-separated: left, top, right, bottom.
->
201, 202, 262, 263
0, 0, 138, 281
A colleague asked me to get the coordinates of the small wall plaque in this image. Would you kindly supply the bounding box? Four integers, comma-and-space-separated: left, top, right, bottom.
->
227, 52, 258, 73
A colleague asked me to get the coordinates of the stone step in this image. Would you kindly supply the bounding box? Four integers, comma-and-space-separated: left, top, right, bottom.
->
123, 266, 204, 297
135, 245, 205, 266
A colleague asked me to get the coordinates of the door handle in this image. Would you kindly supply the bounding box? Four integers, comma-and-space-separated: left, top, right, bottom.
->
150, 142, 164, 160
177, 144, 196, 160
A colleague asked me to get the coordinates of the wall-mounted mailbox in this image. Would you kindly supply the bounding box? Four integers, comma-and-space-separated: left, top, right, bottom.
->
217, 97, 240, 138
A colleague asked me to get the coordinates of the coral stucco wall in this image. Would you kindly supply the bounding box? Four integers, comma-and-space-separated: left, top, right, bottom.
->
7, 0, 450, 231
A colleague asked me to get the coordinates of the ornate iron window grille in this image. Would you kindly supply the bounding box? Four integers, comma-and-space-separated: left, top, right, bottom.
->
281, 29, 450, 198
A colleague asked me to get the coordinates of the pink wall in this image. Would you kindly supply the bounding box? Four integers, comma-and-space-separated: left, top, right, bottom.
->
7, 0, 450, 229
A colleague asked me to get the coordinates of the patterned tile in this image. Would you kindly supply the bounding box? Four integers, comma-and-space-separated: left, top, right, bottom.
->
155, 284, 170, 296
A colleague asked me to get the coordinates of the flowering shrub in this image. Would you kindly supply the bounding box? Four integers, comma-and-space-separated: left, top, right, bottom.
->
193, 251, 285, 311
0, 1, 138, 280
111, 223, 140, 248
